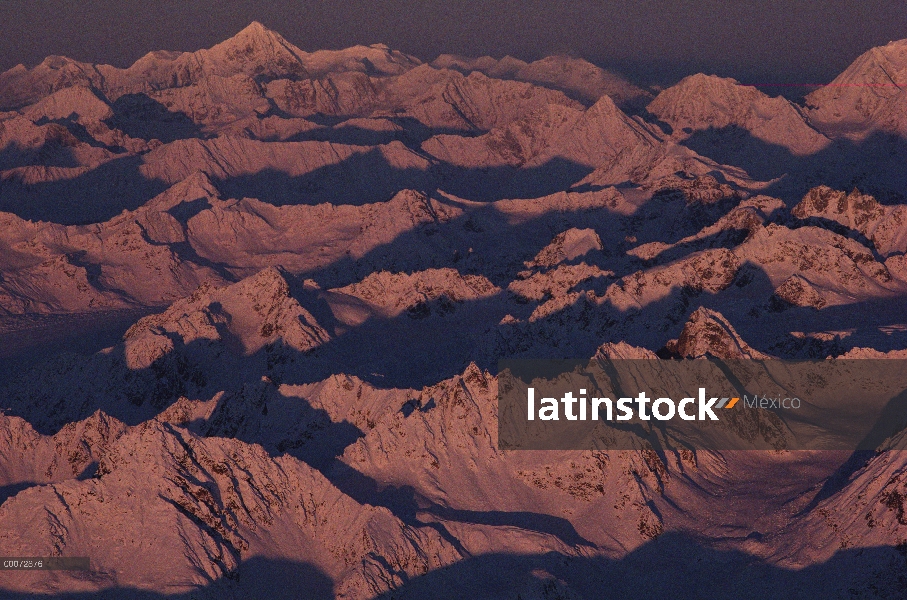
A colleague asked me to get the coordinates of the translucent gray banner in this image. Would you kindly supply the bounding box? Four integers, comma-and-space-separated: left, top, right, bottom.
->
498, 359, 907, 451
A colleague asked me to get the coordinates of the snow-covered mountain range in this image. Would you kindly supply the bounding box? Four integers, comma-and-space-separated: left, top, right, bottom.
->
2, 22, 907, 598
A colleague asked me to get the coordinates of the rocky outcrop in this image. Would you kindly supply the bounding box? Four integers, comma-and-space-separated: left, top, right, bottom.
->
769, 275, 828, 310
665, 307, 770, 359
793, 186, 907, 256
336, 268, 499, 317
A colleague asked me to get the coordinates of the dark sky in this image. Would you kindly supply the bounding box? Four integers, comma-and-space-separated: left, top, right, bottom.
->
2, 0, 907, 90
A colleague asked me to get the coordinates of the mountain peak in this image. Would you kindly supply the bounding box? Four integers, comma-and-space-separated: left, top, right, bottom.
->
21, 84, 112, 122
667, 307, 770, 359
649, 71, 830, 156
122, 266, 329, 363
201, 21, 309, 80
649, 73, 758, 114
805, 38, 907, 137
142, 171, 221, 213
230, 21, 283, 43
242, 20, 269, 33
219, 22, 281, 47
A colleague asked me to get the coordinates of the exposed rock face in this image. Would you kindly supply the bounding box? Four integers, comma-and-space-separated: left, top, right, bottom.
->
509, 263, 613, 304
770, 275, 828, 310
605, 248, 741, 312
793, 186, 907, 256
336, 269, 500, 317
649, 173, 742, 205
666, 307, 770, 359
736, 222, 895, 305
528, 228, 604, 268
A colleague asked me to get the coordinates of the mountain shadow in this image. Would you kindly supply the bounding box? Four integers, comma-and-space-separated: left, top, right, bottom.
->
215, 153, 595, 208
0, 128, 87, 170
214, 150, 435, 208
106, 93, 205, 144
0, 308, 158, 387
372, 533, 907, 599
0, 481, 37, 506
34, 115, 124, 151
431, 156, 595, 202
742, 295, 907, 358
0, 153, 169, 224
284, 116, 473, 150
682, 126, 907, 205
